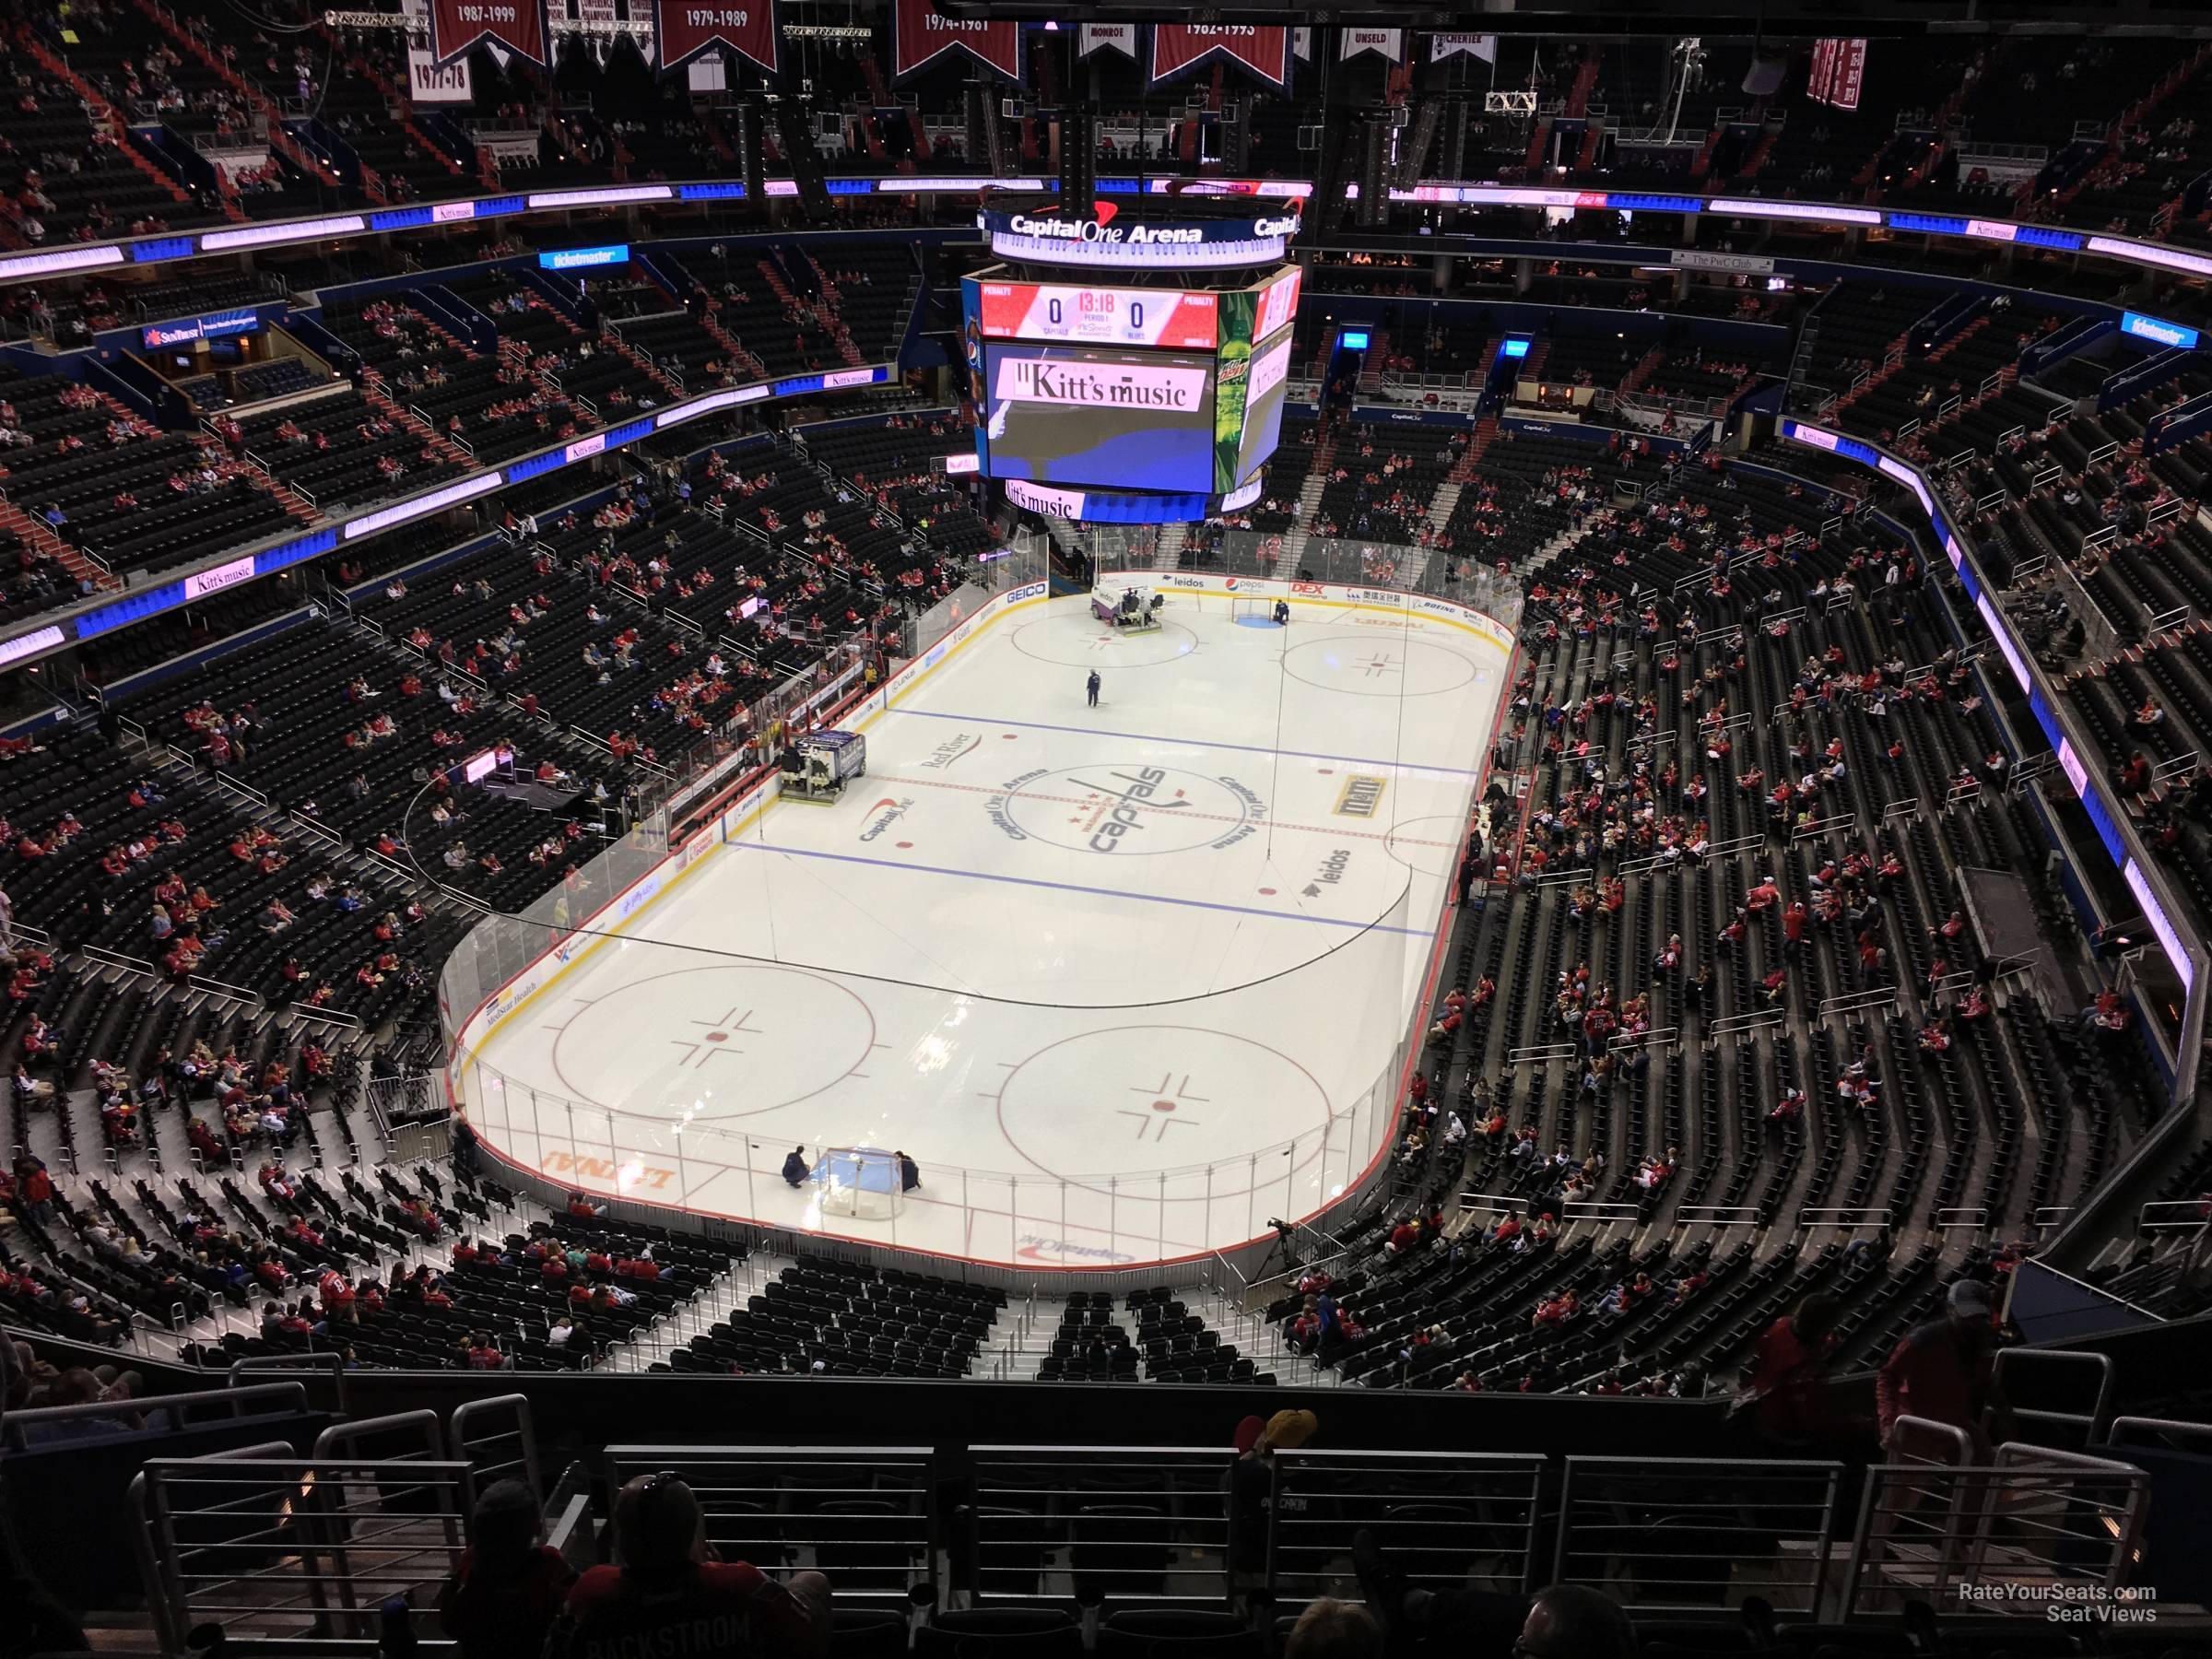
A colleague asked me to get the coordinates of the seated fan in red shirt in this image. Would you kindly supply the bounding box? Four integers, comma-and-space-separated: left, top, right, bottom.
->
559, 1473, 829, 1659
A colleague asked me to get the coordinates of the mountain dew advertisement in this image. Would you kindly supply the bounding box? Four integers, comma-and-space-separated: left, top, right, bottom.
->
1213, 265, 1301, 489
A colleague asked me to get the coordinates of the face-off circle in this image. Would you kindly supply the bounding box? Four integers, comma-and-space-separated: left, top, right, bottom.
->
1385, 813, 1464, 877
995, 1026, 1335, 1190
999, 763, 1257, 855
1007, 612, 1198, 668
548, 964, 875, 1119
1280, 633, 1479, 698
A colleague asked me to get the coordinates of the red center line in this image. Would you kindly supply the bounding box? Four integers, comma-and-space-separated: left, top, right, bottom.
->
874, 771, 1456, 847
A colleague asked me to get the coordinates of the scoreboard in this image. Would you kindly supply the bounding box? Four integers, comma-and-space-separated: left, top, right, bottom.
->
974, 281, 1221, 350
961, 263, 1305, 501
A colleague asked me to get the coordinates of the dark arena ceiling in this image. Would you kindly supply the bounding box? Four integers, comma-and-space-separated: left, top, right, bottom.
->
934, 2, 2212, 33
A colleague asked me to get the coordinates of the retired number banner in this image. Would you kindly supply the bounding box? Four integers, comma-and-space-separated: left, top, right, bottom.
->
892, 0, 1019, 84
429, 0, 547, 65
654, 0, 780, 75
1149, 25, 1291, 90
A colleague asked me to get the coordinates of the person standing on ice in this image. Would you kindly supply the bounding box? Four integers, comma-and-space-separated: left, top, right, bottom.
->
1087, 670, 1101, 708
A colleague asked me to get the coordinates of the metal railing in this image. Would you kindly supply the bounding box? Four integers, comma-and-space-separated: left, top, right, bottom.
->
1554, 1455, 1843, 1618
448, 1392, 539, 1498
116, 1441, 2183, 1639
605, 1444, 935, 1607
1, 1379, 309, 1451
134, 1455, 472, 1652
969, 1444, 1234, 1604
1274, 1449, 1545, 1605
1841, 1447, 2150, 1619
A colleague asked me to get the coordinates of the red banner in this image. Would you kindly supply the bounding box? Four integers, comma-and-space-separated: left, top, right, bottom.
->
429, 0, 547, 66
654, 0, 781, 76
1808, 37, 1867, 112
892, 0, 1019, 84
1149, 25, 1291, 89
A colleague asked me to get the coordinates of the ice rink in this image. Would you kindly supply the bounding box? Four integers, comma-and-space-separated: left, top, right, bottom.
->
461, 589, 1509, 1268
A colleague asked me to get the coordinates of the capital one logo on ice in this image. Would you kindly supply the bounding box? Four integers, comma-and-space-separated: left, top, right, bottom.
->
858, 796, 915, 842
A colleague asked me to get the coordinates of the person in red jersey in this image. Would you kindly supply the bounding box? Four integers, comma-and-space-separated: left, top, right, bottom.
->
440, 1478, 574, 1659
559, 1473, 829, 1659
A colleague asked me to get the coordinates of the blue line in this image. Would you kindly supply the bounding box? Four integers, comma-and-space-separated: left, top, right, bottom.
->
883, 706, 1488, 780
726, 840, 1432, 938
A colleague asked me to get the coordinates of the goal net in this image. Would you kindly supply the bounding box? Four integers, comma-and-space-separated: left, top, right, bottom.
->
1230, 595, 1281, 622
813, 1147, 904, 1221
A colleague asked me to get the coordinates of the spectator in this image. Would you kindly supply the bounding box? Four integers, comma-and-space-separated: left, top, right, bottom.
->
559, 1473, 829, 1658
1876, 1279, 2008, 1454
1285, 1597, 1383, 1659
439, 1478, 575, 1659
1354, 1527, 1637, 1656
1739, 1294, 1865, 1452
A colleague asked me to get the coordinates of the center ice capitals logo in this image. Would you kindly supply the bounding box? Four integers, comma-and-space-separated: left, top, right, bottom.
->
1080, 766, 1187, 853
988, 764, 1264, 854
857, 796, 916, 842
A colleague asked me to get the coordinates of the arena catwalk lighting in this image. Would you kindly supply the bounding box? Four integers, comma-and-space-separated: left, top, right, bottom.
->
200, 214, 367, 251
525, 186, 673, 209
2089, 235, 2212, 277
0, 245, 124, 280
1706, 198, 1883, 225
4, 177, 2205, 282
0, 625, 64, 667
340, 472, 505, 539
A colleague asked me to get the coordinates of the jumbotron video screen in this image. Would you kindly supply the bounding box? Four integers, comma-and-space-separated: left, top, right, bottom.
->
964, 265, 1300, 497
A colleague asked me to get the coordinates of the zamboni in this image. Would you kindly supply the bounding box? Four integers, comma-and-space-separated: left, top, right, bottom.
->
1092, 584, 1164, 632
779, 730, 866, 804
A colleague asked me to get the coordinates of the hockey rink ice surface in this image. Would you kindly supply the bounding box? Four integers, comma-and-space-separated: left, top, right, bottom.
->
465, 592, 1509, 1268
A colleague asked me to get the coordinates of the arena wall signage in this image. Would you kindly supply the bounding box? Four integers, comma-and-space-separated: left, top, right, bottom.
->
1001, 477, 1273, 524
653, 0, 782, 76
140, 308, 263, 349
538, 243, 630, 270
429, 0, 548, 66
977, 206, 1300, 272
2121, 311, 2201, 350
892, 0, 1020, 83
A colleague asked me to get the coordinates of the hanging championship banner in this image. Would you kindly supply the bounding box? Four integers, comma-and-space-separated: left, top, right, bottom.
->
429, 0, 547, 65
406, 45, 475, 100
1149, 25, 1290, 90
1808, 37, 1867, 112
892, 0, 1019, 84
1078, 23, 1137, 61
1430, 33, 1497, 64
653, 0, 778, 76
1292, 27, 1310, 61
1339, 27, 1403, 63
